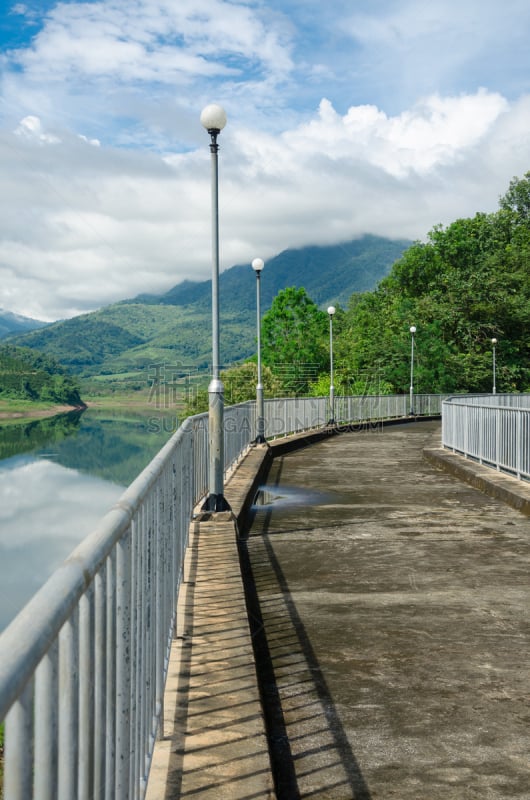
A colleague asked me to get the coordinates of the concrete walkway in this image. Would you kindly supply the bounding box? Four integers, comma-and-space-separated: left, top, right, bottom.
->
147, 420, 530, 800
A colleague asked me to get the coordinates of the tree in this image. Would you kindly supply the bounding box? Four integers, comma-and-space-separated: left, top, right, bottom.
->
333, 172, 530, 393
222, 362, 282, 405
184, 361, 282, 416
499, 170, 530, 223
261, 287, 329, 395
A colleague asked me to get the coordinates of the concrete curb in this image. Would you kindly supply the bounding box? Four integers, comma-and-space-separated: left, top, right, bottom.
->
145, 446, 278, 800
423, 444, 530, 517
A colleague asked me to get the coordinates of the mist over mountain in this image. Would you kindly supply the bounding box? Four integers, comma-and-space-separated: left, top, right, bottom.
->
9, 235, 411, 375
0, 309, 48, 339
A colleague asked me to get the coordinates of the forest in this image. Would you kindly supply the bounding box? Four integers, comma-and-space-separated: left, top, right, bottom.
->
0, 344, 84, 405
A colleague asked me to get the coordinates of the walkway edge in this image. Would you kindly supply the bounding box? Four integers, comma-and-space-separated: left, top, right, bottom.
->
424, 442, 530, 517
145, 443, 276, 800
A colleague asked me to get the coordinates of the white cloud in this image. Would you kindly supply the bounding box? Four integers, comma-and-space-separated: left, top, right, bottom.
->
15, 114, 61, 143
8, 0, 293, 86
0, 85, 529, 321
285, 91, 510, 178
0, 0, 529, 320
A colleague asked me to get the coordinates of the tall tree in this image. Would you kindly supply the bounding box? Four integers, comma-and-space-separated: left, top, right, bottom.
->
261, 287, 329, 395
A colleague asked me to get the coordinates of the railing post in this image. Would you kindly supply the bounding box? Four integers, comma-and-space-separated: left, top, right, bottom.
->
93, 569, 107, 800
35, 641, 59, 800
105, 551, 117, 800
115, 533, 132, 799
4, 681, 34, 800
58, 611, 79, 799
78, 588, 95, 800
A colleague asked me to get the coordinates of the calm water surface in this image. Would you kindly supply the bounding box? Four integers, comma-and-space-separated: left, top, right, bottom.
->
0, 408, 175, 632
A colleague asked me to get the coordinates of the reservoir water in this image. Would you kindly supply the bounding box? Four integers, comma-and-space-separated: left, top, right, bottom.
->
0, 408, 176, 633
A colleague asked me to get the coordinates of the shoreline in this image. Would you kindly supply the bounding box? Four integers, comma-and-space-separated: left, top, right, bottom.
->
0, 389, 158, 423
0, 403, 86, 422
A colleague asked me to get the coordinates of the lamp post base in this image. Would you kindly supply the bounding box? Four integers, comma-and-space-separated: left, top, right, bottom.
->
201, 493, 232, 512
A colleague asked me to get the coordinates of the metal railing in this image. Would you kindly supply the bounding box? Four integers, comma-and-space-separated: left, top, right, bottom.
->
263, 393, 443, 437
442, 394, 530, 481
0, 394, 440, 799
0, 415, 210, 800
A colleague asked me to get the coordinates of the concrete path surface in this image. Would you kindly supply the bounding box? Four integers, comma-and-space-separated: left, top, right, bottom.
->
243, 421, 530, 799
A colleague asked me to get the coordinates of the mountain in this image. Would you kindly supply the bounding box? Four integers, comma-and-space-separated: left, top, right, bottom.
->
0, 309, 48, 338
10, 235, 411, 376
135, 234, 411, 311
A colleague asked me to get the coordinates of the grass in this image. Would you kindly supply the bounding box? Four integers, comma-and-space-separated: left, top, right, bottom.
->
0, 397, 64, 413
0, 385, 154, 418
83, 388, 154, 410
0, 398, 84, 426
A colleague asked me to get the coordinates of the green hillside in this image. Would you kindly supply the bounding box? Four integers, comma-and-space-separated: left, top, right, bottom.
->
0, 344, 83, 405
12, 235, 409, 377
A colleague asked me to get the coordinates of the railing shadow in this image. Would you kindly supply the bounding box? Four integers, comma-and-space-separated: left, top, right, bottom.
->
163, 520, 274, 800
239, 458, 373, 800
162, 528, 198, 800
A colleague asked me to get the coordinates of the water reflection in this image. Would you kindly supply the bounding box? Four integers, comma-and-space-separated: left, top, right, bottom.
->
0, 408, 175, 485
0, 410, 84, 463
0, 455, 124, 631
0, 408, 176, 631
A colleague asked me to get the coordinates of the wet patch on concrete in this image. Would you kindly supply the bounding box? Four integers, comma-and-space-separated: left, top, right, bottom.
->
254, 484, 343, 511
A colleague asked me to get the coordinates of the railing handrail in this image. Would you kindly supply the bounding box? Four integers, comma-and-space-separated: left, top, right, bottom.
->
444, 392, 530, 407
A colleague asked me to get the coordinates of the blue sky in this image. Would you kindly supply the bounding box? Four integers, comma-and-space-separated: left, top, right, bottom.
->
0, 0, 529, 319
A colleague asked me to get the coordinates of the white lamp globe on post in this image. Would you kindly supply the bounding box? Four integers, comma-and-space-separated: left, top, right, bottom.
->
409, 325, 416, 416
491, 338, 497, 394
200, 103, 230, 512
251, 258, 266, 443
327, 306, 336, 425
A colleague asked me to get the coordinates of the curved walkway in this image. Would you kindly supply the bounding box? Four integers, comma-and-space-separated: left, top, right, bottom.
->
148, 420, 530, 800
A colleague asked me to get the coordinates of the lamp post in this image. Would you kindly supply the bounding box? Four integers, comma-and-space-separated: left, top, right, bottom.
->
251, 258, 266, 443
491, 338, 497, 394
200, 103, 230, 512
327, 306, 336, 424
409, 325, 416, 415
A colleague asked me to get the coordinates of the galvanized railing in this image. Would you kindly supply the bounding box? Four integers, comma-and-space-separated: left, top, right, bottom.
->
263, 393, 442, 437
442, 394, 530, 481
0, 394, 441, 799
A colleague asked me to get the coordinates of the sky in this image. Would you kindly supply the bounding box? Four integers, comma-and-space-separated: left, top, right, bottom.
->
0, 0, 529, 321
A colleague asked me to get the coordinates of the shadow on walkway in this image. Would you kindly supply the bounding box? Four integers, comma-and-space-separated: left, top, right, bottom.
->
240, 456, 372, 800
